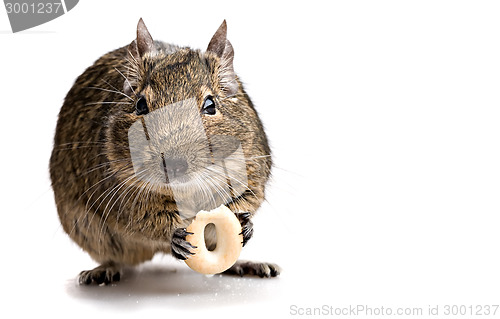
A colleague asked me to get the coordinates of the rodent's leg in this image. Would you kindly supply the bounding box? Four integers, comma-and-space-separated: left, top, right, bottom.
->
222, 261, 281, 278
235, 211, 254, 247
171, 228, 197, 260
222, 212, 280, 277
79, 261, 122, 285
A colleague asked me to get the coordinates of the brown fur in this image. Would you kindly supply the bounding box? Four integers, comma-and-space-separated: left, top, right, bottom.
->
49, 19, 278, 284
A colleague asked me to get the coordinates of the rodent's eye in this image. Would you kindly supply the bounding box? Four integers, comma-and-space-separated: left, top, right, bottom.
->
135, 95, 149, 115
201, 96, 216, 115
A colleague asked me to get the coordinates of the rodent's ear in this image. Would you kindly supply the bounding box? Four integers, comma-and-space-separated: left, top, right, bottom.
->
124, 19, 155, 95
136, 18, 154, 58
207, 20, 228, 57
128, 18, 154, 62
207, 20, 238, 96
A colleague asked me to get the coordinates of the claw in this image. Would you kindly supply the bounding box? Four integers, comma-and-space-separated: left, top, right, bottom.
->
223, 261, 281, 278
238, 211, 251, 221
171, 228, 196, 260
235, 211, 253, 247
176, 228, 194, 237
78, 262, 122, 285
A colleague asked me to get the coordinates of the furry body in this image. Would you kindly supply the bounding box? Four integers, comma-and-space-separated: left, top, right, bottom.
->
49, 20, 279, 284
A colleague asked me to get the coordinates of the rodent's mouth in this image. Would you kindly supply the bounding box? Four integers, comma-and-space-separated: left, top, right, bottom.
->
156, 171, 238, 220
161, 155, 189, 184
162, 173, 193, 187
127, 156, 250, 220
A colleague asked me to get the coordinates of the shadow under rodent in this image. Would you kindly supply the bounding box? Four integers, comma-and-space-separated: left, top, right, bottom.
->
49, 18, 280, 285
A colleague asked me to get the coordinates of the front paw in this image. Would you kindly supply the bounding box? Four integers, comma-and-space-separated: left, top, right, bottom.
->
171, 228, 196, 260
236, 211, 254, 247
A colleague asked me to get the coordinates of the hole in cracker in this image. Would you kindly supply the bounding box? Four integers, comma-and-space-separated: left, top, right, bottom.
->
204, 223, 217, 251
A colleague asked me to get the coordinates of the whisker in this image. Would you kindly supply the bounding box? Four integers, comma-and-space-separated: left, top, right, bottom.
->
84, 101, 132, 106
114, 67, 137, 98
68, 162, 133, 237
98, 168, 150, 239
85, 86, 134, 101
125, 168, 158, 231
85, 169, 137, 234
192, 173, 218, 210
94, 168, 150, 243
200, 170, 234, 207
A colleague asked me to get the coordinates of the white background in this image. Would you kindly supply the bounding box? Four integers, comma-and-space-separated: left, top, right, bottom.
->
1, 0, 500, 318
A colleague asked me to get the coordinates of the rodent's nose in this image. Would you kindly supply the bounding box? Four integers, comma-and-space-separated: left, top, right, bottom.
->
162, 157, 188, 179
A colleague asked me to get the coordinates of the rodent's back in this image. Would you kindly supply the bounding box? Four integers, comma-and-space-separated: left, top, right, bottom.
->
50, 46, 128, 248
51, 46, 130, 212
50, 41, 182, 209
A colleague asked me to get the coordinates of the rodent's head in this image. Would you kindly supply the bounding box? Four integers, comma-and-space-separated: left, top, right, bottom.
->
105, 19, 271, 218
